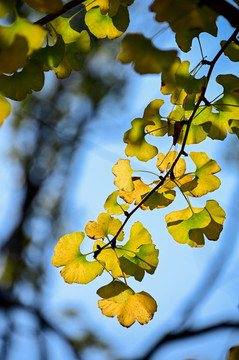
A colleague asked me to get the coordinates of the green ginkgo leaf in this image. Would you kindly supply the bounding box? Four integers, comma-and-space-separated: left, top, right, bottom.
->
32, 34, 65, 69
117, 33, 177, 74
165, 200, 225, 247
180, 152, 221, 197
150, 0, 218, 52
214, 75, 239, 112
221, 40, 239, 62
0, 35, 28, 74
104, 190, 129, 215
85, 213, 124, 241
228, 119, 239, 139
0, 60, 44, 101
52, 232, 104, 284
97, 280, 157, 327
0, 96, 11, 126
112, 159, 134, 192
25, 0, 63, 13
144, 99, 168, 137
124, 118, 158, 161
85, 5, 128, 39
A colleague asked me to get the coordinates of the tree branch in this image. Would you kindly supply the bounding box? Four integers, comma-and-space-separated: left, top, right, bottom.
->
34, 0, 85, 26
200, 0, 239, 29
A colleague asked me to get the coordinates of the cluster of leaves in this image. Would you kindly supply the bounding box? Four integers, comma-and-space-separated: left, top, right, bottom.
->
1, 0, 239, 327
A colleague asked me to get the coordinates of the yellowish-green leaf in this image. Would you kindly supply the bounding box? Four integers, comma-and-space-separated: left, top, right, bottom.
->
97, 280, 157, 327
165, 200, 225, 247
221, 40, 239, 62
228, 119, 239, 139
156, 151, 186, 177
144, 99, 168, 136
93, 240, 125, 277
0, 60, 44, 101
214, 74, 239, 112
112, 159, 134, 192
0, 0, 15, 18
118, 33, 177, 74
180, 152, 221, 197
85, 213, 124, 241
48, 16, 84, 44
24, 0, 63, 13
85, 5, 128, 39
119, 177, 151, 205
104, 190, 129, 215
140, 187, 176, 210
150, 0, 218, 52
124, 118, 158, 161
52, 232, 104, 284
32, 34, 65, 69
0, 36, 28, 74
0, 96, 11, 126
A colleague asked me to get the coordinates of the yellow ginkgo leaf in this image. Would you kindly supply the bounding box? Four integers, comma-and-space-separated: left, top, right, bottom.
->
112, 159, 134, 192
85, 213, 124, 241
0, 96, 11, 126
104, 190, 129, 215
52, 232, 103, 284
156, 151, 186, 177
97, 280, 157, 327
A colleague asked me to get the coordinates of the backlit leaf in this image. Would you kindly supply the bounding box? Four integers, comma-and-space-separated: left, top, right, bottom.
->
0, 36, 28, 74
124, 118, 158, 161
140, 187, 176, 210
48, 16, 84, 44
0, 0, 15, 18
117, 33, 177, 74
180, 152, 221, 197
97, 280, 157, 327
32, 34, 65, 69
52, 232, 104, 284
214, 74, 239, 112
93, 240, 124, 277
0, 60, 44, 101
85, 213, 124, 241
24, 0, 63, 13
85, 5, 128, 39
150, 0, 218, 52
165, 200, 225, 247
0, 96, 11, 126
104, 190, 129, 215
227, 345, 239, 360
221, 41, 239, 62
119, 177, 151, 204
144, 99, 168, 137
156, 151, 186, 177
112, 159, 134, 192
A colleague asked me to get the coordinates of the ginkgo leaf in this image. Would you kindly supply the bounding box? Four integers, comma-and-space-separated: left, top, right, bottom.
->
214, 74, 239, 112
117, 33, 177, 74
97, 280, 157, 327
0, 0, 15, 18
150, 0, 218, 52
0, 36, 28, 74
119, 177, 151, 204
221, 40, 239, 62
104, 190, 129, 215
140, 187, 176, 210
85, 5, 128, 39
32, 34, 65, 69
124, 118, 158, 161
85, 213, 124, 241
48, 17, 83, 44
227, 346, 239, 360
144, 99, 168, 137
0, 96, 11, 126
25, 0, 63, 13
228, 119, 239, 139
52, 232, 104, 284
156, 151, 186, 177
0, 60, 44, 101
112, 159, 134, 192
180, 152, 221, 197
93, 240, 125, 277
165, 200, 225, 247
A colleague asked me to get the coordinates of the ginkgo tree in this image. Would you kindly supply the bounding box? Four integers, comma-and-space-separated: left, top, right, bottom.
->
0, 0, 238, 330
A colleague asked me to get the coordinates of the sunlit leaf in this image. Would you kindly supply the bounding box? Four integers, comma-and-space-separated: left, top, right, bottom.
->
85, 213, 124, 241
150, 0, 218, 52
214, 74, 239, 112
0, 0, 15, 17
156, 151, 186, 177
228, 119, 239, 139
118, 33, 177, 74
52, 232, 104, 284
119, 177, 151, 204
165, 200, 225, 247
0, 60, 44, 101
104, 190, 129, 215
140, 187, 176, 210
0, 96, 11, 126
85, 5, 128, 39
180, 152, 221, 197
93, 240, 124, 277
112, 159, 134, 192
124, 118, 158, 161
221, 40, 239, 62
227, 345, 239, 360
32, 34, 65, 69
97, 280, 157, 327
48, 16, 84, 44
25, 0, 63, 13
144, 99, 168, 137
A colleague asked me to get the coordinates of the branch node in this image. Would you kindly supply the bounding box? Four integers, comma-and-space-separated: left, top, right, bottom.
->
124, 211, 130, 218
93, 245, 102, 259
201, 59, 212, 65
203, 96, 211, 106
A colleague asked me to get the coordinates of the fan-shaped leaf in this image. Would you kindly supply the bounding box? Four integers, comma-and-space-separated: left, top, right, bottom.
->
118, 33, 177, 74
156, 151, 186, 177
85, 213, 124, 241
97, 280, 157, 327
112, 159, 134, 192
52, 232, 104, 284
165, 200, 225, 247
144, 99, 168, 136
104, 190, 129, 215
221, 41, 239, 62
0, 0, 15, 18
25, 0, 63, 13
